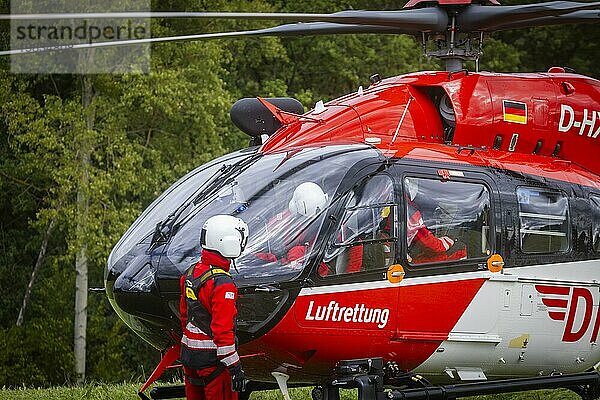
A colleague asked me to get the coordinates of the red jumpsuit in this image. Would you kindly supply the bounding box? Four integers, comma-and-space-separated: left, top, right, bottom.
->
255, 210, 330, 275
179, 250, 240, 400
407, 200, 466, 264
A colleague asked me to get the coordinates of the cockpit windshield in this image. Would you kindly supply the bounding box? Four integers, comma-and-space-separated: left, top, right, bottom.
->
107, 144, 383, 289
164, 145, 378, 285
108, 149, 254, 268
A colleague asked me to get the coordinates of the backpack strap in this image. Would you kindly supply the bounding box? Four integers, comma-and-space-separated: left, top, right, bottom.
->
185, 265, 231, 301
198, 267, 231, 285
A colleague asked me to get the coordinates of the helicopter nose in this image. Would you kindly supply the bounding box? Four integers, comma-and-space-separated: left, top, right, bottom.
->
105, 251, 180, 349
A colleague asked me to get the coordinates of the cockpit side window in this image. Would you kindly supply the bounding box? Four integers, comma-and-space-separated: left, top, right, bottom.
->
591, 194, 600, 253
404, 177, 491, 266
322, 174, 397, 276
517, 187, 569, 254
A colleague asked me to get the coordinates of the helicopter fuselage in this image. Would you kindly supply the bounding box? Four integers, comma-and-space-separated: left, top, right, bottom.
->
105, 70, 600, 386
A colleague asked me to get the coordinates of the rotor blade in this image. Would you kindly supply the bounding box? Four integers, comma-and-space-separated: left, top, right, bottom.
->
241, 21, 418, 36
457, 1, 600, 31
0, 22, 415, 57
0, 9, 448, 31
490, 9, 600, 31
258, 7, 600, 36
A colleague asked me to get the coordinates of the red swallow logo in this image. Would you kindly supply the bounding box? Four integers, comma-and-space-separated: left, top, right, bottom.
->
535, 285, 599, 343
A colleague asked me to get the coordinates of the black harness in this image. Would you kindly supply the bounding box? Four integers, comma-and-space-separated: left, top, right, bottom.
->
184, 265, 232, 336
183, 265, 232, 386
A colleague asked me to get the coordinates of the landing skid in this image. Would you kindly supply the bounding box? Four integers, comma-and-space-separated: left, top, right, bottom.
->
142, 359, 599, 400
314, 358, 600, 400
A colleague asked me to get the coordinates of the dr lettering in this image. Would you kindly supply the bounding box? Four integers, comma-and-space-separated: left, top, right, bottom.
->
305, 300, 390, 329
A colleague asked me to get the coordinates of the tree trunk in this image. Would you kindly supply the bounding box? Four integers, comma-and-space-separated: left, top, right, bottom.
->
16, 218, 56, 326
74, 74, 94, 385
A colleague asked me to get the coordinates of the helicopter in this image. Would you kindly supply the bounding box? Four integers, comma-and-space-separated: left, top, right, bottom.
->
4, 0, 600, 399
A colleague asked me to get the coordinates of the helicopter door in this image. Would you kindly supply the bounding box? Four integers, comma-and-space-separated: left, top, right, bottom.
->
322, 174, 397, 276
393, 168, 497, 342
297, 173, 399, 336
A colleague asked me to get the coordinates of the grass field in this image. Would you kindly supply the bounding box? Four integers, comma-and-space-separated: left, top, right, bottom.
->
0, 384, 580, 400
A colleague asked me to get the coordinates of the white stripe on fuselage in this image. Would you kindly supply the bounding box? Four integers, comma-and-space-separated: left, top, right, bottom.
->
299, 259, 600, 296
299, 271, 489, 296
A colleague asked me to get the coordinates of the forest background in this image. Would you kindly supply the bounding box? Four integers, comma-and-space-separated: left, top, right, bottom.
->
1, 0, 599, 388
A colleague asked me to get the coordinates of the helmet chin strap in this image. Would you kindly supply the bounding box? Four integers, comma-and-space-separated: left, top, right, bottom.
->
231, 259, 240, 274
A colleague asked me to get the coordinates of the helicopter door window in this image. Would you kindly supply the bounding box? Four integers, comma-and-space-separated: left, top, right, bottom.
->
517, 188, 569, 254
404, 177, 491, 266
323, 175, 397, 276
591, 195, 600, 253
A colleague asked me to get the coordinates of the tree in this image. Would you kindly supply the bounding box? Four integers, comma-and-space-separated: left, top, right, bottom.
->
0, 30, 236, 387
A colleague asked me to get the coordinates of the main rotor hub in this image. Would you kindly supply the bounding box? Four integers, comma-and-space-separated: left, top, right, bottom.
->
403, 1, 501, 71
418, 10, 486, 72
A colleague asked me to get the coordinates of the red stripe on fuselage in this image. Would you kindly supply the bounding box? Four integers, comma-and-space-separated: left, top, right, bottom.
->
548, 311, 567, 321
541, 298, 569, 309
395, 278, 486, 340
536, 285, 571, 296
239, 277, 486, 380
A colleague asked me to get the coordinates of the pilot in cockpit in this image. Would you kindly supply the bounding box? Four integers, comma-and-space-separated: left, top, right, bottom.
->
405, 178, 467, 264
255, 181, 329, 273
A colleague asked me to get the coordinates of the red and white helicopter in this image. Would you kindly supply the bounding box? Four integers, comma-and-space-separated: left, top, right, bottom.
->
6, 0, 600, 399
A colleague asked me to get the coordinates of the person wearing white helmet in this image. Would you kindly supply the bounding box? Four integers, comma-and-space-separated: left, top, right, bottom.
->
255, 181, 329, 273
179, 214, 248, 400
405, 178, 466, 264
288, 181, 329, 217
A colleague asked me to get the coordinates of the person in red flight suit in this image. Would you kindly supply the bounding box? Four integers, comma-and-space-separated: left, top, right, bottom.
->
179, 214, 249, 400
405, 178, 467, 264
255, 181, 330, 275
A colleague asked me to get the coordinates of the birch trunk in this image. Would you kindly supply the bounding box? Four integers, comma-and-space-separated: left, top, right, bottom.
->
74, 75, 93, 385
16, 218, 56, 326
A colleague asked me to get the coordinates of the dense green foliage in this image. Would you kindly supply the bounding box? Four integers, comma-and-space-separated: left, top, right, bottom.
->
0, 0, 598, 389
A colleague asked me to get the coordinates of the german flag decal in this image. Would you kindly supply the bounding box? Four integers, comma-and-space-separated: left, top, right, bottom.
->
503, 100, 527, 124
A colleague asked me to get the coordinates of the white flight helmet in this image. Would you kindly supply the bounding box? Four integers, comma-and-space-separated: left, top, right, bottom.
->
289, 182, 328, 217
200, 215, 249, 259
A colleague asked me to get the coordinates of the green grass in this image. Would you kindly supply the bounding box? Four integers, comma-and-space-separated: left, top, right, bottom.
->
0, 384, 580, 400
